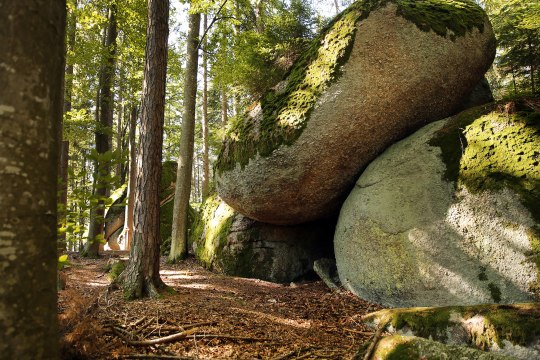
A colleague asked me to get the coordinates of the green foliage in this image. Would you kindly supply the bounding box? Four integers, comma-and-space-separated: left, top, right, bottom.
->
108, 261, 126, 281
58, 254, 70, 271
482, 0, 540, 97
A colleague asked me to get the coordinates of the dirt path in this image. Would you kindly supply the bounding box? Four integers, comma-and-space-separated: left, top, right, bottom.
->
59, 254, 382, 359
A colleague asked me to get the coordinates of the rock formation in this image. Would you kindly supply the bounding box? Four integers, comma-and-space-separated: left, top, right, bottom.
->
191, 195, 335, 283
216, 0, 496, 225
334, 101, 540, 307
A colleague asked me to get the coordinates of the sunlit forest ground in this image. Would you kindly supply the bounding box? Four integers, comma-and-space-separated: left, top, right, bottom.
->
59, 254, 382, 359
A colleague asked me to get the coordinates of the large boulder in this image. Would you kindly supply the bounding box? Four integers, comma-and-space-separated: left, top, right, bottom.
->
335, 100, 540, 307
191, 195, 334, 283
215, 0, 496, 225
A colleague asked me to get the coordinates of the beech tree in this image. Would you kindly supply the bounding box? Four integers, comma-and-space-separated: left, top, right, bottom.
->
0, 1, 65, 358
84, 4, 119, 257
122, 0, 169, 298
169, 11, 201, 262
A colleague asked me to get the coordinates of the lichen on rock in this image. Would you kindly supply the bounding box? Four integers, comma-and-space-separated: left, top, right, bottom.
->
191, 195, 334, 283
215, 0, 495, 225
334, 99, 540, 308
365, 303, 540, 359
216, 0, 489, 175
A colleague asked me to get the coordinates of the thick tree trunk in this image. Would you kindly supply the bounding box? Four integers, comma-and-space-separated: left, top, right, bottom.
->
84, 6, 118, 257
0, 2, 65, 358
201, 13, 210, 199
122, 0, 169, 299
169, 12, 201, 262
123, 106, 138, 251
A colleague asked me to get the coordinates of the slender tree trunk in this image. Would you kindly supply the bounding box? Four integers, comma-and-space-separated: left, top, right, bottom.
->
169, 12, 201, 262
201, 13, 210, 199
527, 34, 536, 94
511, 65, 517, 95
116, 73, 125, 186
333, 0, 340, 14
123, 106, 138, 251
122, 0, 169, 299
0, 2, 65, 358
84, 6, 118, 257
221, 89, 228, 126
59, 2, 77, 251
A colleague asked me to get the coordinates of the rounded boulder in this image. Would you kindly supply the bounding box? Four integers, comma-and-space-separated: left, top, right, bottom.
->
216, 0, 496, 225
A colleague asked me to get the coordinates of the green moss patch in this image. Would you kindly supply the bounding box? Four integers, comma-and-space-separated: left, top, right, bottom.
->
216, 0, 488, 174
365, 303, 540, 349
190, 194, 235, 268
432, 99, 540, 221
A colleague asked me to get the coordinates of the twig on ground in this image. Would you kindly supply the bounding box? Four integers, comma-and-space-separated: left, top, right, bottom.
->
124, 328, 200, 346
189, 334, 272, 342
343, 328, 375, 336
120, 354, 194, 359
271, 347, 313, 360
353, 321, 388, 360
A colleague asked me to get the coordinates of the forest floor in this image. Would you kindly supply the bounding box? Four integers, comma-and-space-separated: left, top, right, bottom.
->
58, 253, 383, 360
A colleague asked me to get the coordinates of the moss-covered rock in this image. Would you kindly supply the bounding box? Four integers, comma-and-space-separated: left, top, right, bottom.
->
216, 0, 495, 225
191, 195, 334, 283
335, 99, 540, 308
365, 304, 540, 359
372, 335, 515, 360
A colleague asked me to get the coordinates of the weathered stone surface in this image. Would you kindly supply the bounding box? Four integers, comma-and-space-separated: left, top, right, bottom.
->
364, 303, 540, 360
372, 335, 514, 360
216, 0, 495, 225
191, 195, 334, 283
335, 101, 540, 307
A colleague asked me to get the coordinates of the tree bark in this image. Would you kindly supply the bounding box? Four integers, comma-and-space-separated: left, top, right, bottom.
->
122, 0, 169, 299
0, 1, 65, 358
59, 1, 77, 251
123, 106, 138, 251
201, 13, 210, 199
221, 89, 228, 126
169, 12, 201, 262
84, 5, 118, 257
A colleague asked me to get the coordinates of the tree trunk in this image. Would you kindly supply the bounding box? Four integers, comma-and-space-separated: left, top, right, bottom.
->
333, 0, 340, 14
528, 34, 536, 94
169, 12, 201, 262
201, 13, 210, 199
59, 2, 77, 251
221, 89, 228, 126
84, 6, 118, 257
123, 106, 138, 251
122, 0, 169, 299
0, 2, 65, 358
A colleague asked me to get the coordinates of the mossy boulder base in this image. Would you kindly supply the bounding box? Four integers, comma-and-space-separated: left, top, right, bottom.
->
334, 101, 540, 307
191, 195, 334, 283
215, 0, 495, 225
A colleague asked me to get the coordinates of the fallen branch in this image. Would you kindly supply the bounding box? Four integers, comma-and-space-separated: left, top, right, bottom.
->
189, 334, 271, 342
271, 347, 313, 360
126, 328, 200, 346
179, 320, 216, 330
357, 321, 388, 360
120, 355, 194, 359
343, 328, 375, 336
